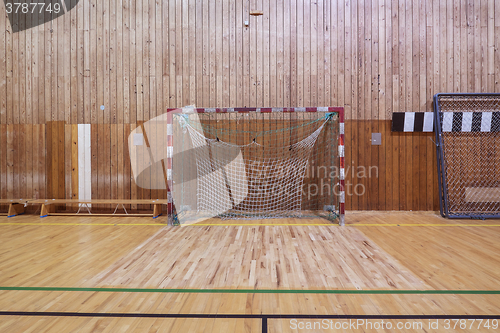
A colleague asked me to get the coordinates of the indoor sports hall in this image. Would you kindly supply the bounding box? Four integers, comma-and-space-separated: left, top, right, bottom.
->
0, 1, 499, 332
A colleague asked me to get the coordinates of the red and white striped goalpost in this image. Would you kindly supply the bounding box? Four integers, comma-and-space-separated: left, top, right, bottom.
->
166, 107, 345, 226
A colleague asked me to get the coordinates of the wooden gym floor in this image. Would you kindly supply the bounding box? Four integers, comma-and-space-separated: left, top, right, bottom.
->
0, 211, 499, 332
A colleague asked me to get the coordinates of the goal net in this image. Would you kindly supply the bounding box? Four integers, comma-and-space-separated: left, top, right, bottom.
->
171, 109, 344, 225
434, 93, 500, 218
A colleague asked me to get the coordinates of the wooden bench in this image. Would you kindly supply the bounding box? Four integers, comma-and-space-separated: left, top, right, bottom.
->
28, 199, 169, 218
0, 199, 29, 217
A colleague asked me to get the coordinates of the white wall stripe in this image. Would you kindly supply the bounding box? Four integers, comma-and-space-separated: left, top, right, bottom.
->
481, 112, 492, 132
78, 124, 85, 202
442, 113, 453, 132
423, 112, 434, 132
403, 112, 415, 132
78, 124, 92, 205
85, 125, 91, 202
461, 112, 473, 132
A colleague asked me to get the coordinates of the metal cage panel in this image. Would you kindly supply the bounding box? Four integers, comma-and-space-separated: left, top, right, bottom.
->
434, 93, 500, 218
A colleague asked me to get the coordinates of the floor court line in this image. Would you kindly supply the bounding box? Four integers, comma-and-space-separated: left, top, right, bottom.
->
0, 311, 498, 320
188, 223, 500, 227
0, 222, 500, 227
0, 287, 499, 294
0, 223, 166, 226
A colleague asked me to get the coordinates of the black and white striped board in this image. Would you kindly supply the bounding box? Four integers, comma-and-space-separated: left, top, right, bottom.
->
391, 112, 434, 132
439, 112, 500, 132
392, 111, 500, 132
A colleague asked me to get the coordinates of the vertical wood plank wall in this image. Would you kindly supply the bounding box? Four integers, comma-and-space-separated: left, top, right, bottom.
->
0, 1, 499, 211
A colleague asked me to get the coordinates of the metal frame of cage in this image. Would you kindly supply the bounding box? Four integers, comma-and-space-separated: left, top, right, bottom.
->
434, 93, 500, 219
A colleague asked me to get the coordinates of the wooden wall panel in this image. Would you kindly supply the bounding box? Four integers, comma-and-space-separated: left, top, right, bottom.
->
34, 125, 46, 200
0, 1, 498, 123
45, 121, 65, 202
343, 120, 439, 212
0, 1, 498, 211
70, 125, 78, 205
0, 125, 6, 200
0, 124, 43, 209
0, 120, 437, 212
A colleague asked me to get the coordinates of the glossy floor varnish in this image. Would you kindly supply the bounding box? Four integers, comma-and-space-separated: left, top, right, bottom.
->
0, 211, 499, 332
